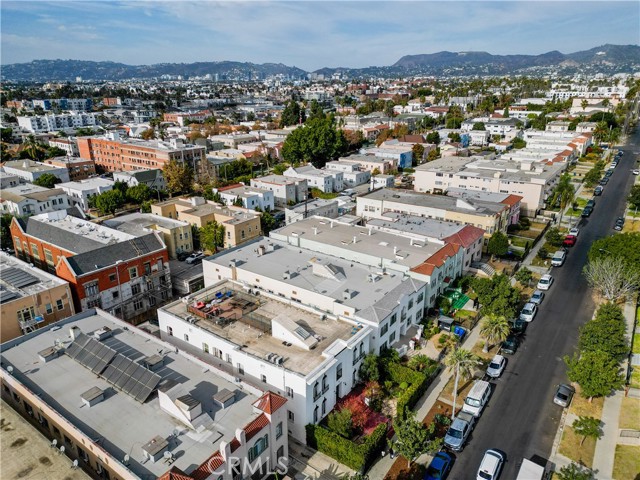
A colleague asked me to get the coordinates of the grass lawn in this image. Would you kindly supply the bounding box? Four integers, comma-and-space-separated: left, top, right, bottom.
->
529, 221, 548, 230
613, 445, 640, 480
633, 333, 640, 354
574, 197, 589, 208
513, 229, 541, 240
558, 426, 597, 468
439, 373, 477, 407
622, 220, 640, 233
568, 386, 604, 419
630, 369, 640, 389
619, 397, 640, 430
531, 256, 550, 268
470, 340, 497, 363
509, 236, 531, 248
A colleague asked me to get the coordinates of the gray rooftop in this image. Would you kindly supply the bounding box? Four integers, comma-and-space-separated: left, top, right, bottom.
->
103, 212, 189, 236
0, 252, 68, 304
3, 159, 66, 173
287, 198, 338, 214
57, 177, 115, 191
0, 310, 259, 479
366, 212, 467, 241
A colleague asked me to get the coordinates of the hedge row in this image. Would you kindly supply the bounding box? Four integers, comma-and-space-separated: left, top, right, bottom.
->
384, 361, 438, 418
306, 422, 387, 472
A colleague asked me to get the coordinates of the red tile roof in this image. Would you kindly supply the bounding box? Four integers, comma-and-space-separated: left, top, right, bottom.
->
191, 452, 224, 480
500, 194, 522, 207
245, 413, 270, 441
442, 225, 485, 249
410, 243, 460, 276
253, 391, 287, 414
218, 183, 244, 191
158, 467, 194, 480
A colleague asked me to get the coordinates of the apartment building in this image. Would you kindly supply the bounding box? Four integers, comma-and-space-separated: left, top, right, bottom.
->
163, 110, 212, 126
0, 171, 23, 189
283, 165, 343, 193
10, 210, 171, 324
0, 252, 75, 342
113, 169, 166, 190
0, 309, 288, 480
209, 133, 258, 148
412, 156, 564, 216
17, 113, 99, 133
362, 145, 412, 169
77, 132, 207, 178
356, 188, 512, 244
0, 185, 70, 216
104, 213, 193, 260
371, 174, 395, 190
324, 161, 371, 188
446, 188, 522, 226
44, 156, 96, 181
216, 185, 275, 211
250, 175, 308, 208
338, 154, 395, 174
365, 212, 485, 272
3, 159, 70, 183
151, 197, 262, 248
48, 137, 80, 156
57, 177, 115, 211
285, 198, 338, 225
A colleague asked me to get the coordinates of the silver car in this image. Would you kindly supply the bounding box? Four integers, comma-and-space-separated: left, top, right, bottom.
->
530, 290, 545, 305
553, 384, 575, 408
519, 302, 537, 322
486, 354, 506, 378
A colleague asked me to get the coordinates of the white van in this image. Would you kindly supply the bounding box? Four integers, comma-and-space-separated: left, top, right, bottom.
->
551, 250, 566, 267
462, 380, 491, 417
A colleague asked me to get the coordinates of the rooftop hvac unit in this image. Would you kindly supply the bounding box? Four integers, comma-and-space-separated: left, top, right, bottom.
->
274, 356, 284, 365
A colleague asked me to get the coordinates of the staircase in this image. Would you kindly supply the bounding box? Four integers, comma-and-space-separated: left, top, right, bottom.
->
471, 261, 495, 277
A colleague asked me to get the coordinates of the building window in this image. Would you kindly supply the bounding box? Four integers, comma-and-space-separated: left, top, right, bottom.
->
261, 374, 267, 383
17, 306, 35, 323
131, 284, 141, 295
313, 406, 318, 423
202, 343, 209, 354
389, 332, 396, 344
336, 363, 342, 379
133, 299, 144, 310
322, 398, 327, 416
390, 313, 397, 325
237, 364, 244, 375
30, 243, 39, 259
144, 262, 151, 275
380, 323, 388, 336
14, 237, 21, 251
167, 326, 173, 336
276, 422, 283, 439
286, 386, 293, 398
44, 249, 54, 265
225, 353, 232, 363
184, 333, 189, 342
56, 299, 64, 310
112, 291, 119, 299
128, 267, 138, 278
84, 281, 99, 297
45, 303, 53, 314
87, 299, 101, 309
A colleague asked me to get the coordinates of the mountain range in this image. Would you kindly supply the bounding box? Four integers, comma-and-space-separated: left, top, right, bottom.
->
2, 44, 638, 82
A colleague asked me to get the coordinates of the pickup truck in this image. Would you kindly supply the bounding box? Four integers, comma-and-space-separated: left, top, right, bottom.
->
444, 411, 476, 451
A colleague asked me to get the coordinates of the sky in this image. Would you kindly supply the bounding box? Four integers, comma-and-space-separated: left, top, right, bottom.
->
2, 1, 639, 71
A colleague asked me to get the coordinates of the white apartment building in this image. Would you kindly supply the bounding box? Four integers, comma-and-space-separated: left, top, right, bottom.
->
216, 185, 275, 211
338, 155, 394, 174
57, 177, 115, 211
17, 113, 99, 133
113, 169, 166, 190
284, 165, 344, 193
250, 175, 308, 208
412, 156, 565, 216
324, 161, 371, 188
371, 174, 395, 190
0, 184, 70, 216
0, 171, 23, 189
2, 159, 70, 183
48, 137, 79, 156
285, 199, 338, 225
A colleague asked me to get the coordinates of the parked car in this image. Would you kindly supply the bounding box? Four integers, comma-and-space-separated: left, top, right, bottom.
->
486, 354, 507, 378
476, 449, 505, 480
520, 303, 538, 322
444, 411, 476, 452
537, 274, 554, 290
551, 250, 566, 267
614, 217, 625, 231
510, 318, 528, 336
424, 451, 453, 480
611, 161, 618, 168
563, 235, 577, 247
604, 169, 613, 178
569, 227, 579, 236
553, 384, 576, 408
633, 169, 640, 176
586, 199, 596, 208
530, 290, 545, 305
581, 206, 593, 217
599, 178, 609, 185
594, 186, 604, 196
177, 251, 191, 261
186, 251, 205, 264
501, 334, 519, 354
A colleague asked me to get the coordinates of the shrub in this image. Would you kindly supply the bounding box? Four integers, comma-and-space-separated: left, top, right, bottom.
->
383, 361, 433, 418
327, 408, 353, 438
538, 247, 549, 259
437, 297, 452, 315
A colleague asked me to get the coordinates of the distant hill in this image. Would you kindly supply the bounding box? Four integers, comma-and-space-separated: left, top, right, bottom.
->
2, 44, 638, 82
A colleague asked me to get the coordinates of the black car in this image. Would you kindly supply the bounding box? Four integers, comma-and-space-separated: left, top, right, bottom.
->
581, 206, 593, 217
599, 178, 609, 185
594, 186, 604, 196
501, 334, 519, 354
604, 170, 613, 178
614, 217, 625, 231
511, 318, 528, 336
177, 251, 191, 261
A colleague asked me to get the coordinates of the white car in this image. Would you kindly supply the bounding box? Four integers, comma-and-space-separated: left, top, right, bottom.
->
569, 227, 579, 236
633, 169, 640, 175
477, 449, 505, 480
537, 274, 554, 291
486, 354, 506, 378
520, 302, 538, 322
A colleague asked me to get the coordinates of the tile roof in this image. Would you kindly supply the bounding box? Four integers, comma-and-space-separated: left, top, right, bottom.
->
410, 243, 461, 276
442, 225, 485, 248
191, 451, 224, 480
253, 391, 287, 415
158, 466, 194, 480
501, 194, 523, 207
244, 413, 270, 441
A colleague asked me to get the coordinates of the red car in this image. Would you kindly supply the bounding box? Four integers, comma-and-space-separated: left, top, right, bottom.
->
563, 235, 577, 247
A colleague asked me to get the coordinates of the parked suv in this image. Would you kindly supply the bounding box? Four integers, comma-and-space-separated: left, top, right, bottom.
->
186, 251, 205, 264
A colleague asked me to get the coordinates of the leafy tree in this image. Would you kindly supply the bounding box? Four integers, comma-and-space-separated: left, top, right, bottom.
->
327, 408, 353, 438
141, 128, 155, 140
280, 100, 306, 127
448, 132, 461, 143
565, 350, 624, 400
628, 185, 640, 210
33, 173, 62, 189
426, 148, 439, 162
583, 256, 640, 302
271, 163, 290, 175
548, 174, 575, 225
113, 180, 129, 195
589, 233, 640, 279
200, 220, 225, 252
281, 117, 348, 169
258, 209, 276, 236
487, 231, 509, 257
471, 274, 521, 319
163, 159, 194, 196
511, 137, 527, 149
472, 122, 485, 131
583, 168, 602, 188
556, 462, 595, 480
426, 131, 440, 145
572, 416, 602, 446
94, 189, 125, 215
359, 354, 379, 382
393, 417, 436, 468
307, 100, 325, 122
407, 354, 435, 373
126, 184, 153, 205
445, 347, 481, 419
480, 315, 511, 353
578, 303, 628, 360
545, 227, 564, 247
411, 143, 424, 166
515, 267, 533, 286
1, 214, 14, 250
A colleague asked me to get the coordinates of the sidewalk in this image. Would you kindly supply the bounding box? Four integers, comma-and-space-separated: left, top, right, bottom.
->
366, 320, 484, 479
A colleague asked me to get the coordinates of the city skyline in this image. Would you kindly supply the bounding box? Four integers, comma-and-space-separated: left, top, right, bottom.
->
2, 1, 639, 71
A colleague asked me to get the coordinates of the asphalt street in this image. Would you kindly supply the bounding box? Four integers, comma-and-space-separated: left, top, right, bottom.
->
447, 133, 639, 479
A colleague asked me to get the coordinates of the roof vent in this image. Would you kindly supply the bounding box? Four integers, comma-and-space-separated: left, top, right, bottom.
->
80, 387, 104, 408
93, 326, 113, 341
343, 289, 357, 300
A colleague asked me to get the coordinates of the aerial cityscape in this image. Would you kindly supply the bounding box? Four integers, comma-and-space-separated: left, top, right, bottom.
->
1, 1, 640, 480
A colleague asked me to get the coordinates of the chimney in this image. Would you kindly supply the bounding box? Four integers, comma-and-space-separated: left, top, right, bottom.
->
69, 326, 81, 341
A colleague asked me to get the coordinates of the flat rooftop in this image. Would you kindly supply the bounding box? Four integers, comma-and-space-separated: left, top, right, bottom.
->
366, 212, 465, 241
0, 252, 68, 304
58, 177, 114, 191
104, 212, 189, 236
3, 160, 65, 173
163, 282, 356, 376
0, 311, 260, 479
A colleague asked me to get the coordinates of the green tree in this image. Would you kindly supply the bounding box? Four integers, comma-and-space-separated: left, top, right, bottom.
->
572, 416, 602, 446
592, 121, 610, 145
515, 267, 533, 286
578, 303, 628, 360
307, 100, 325, 122
327, 408, 353, 439
583, 168, 602, 188
126, 184, 153, 205
448, 132, 461, 143
200, 220, 225, 252
163, 159, 194, 196
393, 417, 437, 468
411, 143, 424, 166
589, 233, 640, 278
471, 274, 521, 319
556, 462, 595, 480
487, 231, 509, 257
407, 354, 435, 373
472, 122, 485, 131
548, 174, 575, 226
511, 137, 527, 149
113, 180, 129, 195
445, 347, 481, 419
258, 209, 276, 236
479, 315, 511, 353
565, 350, 624, 400
33, 173, 62, 189
94, 189, 125, 215
281, 117, 348, 169
628, 185, 640, 210
1, 214, 14, 251
426, 131, 440, 145
545, 227, 564, 247
280, 100, 305, 127
359, 354, 379, 382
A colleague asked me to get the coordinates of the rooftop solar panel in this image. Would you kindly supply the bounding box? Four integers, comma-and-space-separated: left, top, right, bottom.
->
1, 267, 40, 289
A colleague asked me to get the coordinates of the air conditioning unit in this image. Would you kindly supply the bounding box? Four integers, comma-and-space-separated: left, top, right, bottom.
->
274, 356, 284, 365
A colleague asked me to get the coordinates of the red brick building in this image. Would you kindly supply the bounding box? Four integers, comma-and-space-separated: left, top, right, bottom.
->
43, 156, 96, 181
10, 210, 172, 324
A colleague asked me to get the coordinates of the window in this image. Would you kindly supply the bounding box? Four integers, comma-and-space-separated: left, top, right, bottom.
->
167, 326, 173, 336
286, 386, 293, 398
322, 398, 327, 415
261, 374, 267, 383
128, 267, 138, 278
417, 293, 424, 304
44, 249, 54, 265
45, 303, 53, 314
14, 237, 21, 251
380, 323, 388, 336
237, 364, 244, 375
131, 284, 141, 295
390, 313, 397, 325
56, 299, 64, 310
87, 299, 101, 309
336, 363, 342, 380
184, 333, 189, 342
112, 291, 119, 299
276, 422, 283, 439
313, 406, 318, 423
133, 299, 144, 310
84, 281, 99, 297
288, 411, 294, 422
17, 306, 35, 323
144, 262, 151, 275
225, 353, 232, 363
389, 332, 396, 344
202, 343, 209, 354
31, 243, 39, 258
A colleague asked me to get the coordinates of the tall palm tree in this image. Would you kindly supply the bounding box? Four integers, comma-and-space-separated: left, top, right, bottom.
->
445, 347, 482, 420
480, 315, 511, 353
593, 121, 609, 145
408, 354, 434, 373
549, 174, 575, 226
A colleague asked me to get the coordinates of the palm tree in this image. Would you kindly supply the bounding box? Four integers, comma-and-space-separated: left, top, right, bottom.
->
408, 354, 434, 373
593, 121, 609, 145
480, 315, 511, 353
581, 99, 589, 112
549, 174, 575, 226
445, 347, 482, 420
